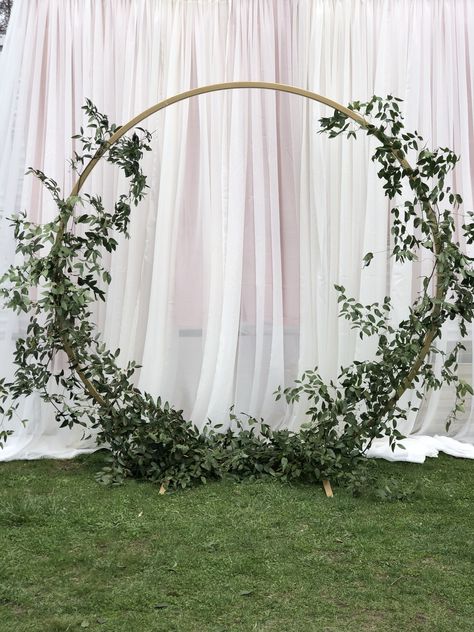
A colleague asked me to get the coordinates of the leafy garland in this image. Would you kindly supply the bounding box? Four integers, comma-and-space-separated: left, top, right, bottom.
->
0, 96, 473, 492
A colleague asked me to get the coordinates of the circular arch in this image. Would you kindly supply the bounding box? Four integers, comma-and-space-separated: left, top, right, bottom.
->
60, 82, 442, 419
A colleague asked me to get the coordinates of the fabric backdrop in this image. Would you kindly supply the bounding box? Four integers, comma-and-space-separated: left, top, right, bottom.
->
0, 0, 473, 462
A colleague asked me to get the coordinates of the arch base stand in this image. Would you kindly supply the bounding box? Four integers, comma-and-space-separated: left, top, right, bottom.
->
322, 479, 334, 498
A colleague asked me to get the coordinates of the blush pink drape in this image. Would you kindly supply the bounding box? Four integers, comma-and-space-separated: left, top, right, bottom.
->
0, 0, 473, 463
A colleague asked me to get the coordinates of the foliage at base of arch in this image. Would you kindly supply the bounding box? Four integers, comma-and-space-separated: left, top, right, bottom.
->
0, 96, 473, 493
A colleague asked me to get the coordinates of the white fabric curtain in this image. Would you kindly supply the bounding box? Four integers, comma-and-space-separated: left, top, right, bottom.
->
0, 0, 473, 462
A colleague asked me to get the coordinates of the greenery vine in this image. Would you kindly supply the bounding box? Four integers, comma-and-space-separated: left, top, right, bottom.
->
0, 94, 473, 493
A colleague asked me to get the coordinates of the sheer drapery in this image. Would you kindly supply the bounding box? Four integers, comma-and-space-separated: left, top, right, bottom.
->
0, 0, 473, 462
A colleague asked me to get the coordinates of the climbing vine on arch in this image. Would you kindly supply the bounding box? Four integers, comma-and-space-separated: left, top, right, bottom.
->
0, 87, 473, 492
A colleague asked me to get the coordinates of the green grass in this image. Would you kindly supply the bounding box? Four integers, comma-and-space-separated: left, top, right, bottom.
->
0, 452, 473, 631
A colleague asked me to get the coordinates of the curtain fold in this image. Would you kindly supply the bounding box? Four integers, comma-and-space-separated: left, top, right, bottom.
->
0, 0, 473, 462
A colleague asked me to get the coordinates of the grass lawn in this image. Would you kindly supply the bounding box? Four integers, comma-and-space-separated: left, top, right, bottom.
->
0, 452, 473, 632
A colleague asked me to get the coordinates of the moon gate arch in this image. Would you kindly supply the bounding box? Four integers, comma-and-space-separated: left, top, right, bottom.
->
62, 81, 442, 424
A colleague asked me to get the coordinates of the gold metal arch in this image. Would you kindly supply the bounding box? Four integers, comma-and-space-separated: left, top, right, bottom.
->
60, 82, 443, 464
